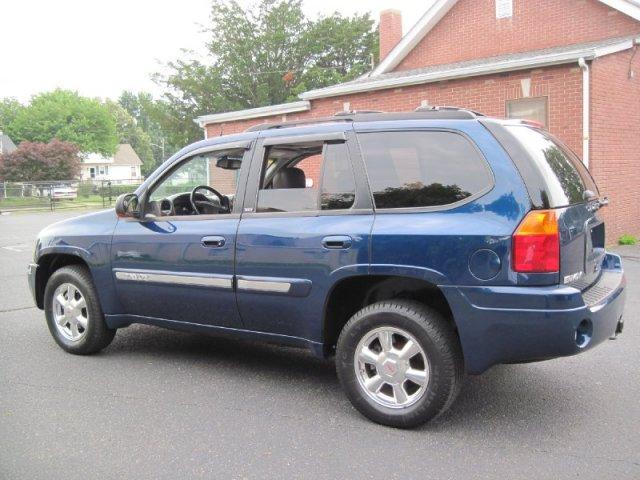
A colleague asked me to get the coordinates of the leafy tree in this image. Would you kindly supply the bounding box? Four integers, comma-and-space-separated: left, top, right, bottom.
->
118, 91, 182, 167
6, 89, 117, 155
154, 0, 378, 143
106, 101, 156, 175
292, 13, 378, 96
0, 98, 24, 132
0, 140, 80, 181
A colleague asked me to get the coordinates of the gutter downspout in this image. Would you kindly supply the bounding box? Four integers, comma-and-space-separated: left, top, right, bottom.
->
578, 57, 590, 168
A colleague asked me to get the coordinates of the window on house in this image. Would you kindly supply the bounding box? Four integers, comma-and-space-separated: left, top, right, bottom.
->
495, 0, 513, 19
256, 142, 355, 213
98, 166, 106, 176
506, 97, 548, 128
358, 131, 493, 209
131, 166, 137, 178
89, 167, 96, 179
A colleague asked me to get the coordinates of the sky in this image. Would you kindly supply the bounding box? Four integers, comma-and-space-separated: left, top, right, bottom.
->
0, 0, 428, 103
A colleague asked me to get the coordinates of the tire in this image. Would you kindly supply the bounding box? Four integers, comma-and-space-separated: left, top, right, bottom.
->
44, 265, 116, 355
336, 300, 464, 428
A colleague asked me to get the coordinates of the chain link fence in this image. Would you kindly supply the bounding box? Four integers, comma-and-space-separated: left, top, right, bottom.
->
0, 179, 143, 213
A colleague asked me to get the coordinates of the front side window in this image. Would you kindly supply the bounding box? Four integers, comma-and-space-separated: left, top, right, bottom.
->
358, 131, 493, 209
146, 148, 244, 216
256, 142, 355, 213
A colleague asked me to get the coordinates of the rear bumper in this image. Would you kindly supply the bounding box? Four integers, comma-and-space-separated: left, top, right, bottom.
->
443, 253, 626, 374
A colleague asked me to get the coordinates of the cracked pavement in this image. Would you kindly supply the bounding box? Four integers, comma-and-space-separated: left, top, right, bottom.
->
0, 210, 638, 479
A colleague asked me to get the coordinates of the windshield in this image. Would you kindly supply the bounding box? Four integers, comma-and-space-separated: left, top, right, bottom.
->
506, 126, 598, 207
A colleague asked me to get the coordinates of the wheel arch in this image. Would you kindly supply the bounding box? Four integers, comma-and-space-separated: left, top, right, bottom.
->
34, 252, 91, 309
322, 274, 459, 357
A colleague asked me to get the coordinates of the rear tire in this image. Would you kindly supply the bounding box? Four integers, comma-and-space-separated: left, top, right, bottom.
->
336, 300, 464, 428
44, 265, 116, 355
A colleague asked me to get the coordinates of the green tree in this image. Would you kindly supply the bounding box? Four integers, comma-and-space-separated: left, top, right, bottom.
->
118, 91, 182, 166
106, 101, 156, 175
0, 98, 24, 132
292, 13, 378, 96
6, 89, 117, 155
155, 0, 378, 142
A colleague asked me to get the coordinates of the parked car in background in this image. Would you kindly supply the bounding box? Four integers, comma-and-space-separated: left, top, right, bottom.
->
50, 185, 78, 200
27, 109, 626, 428
31, 183, 78, 200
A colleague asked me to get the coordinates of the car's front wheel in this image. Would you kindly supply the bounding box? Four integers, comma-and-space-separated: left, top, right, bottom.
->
44, 265, 116, 354
335, 300, 464, 428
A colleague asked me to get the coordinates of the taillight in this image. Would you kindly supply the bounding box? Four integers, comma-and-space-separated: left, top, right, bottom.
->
512, 209, 559, 273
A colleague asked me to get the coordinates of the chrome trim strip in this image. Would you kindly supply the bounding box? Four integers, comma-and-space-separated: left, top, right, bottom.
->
236, 278, 291, 293
114, 269, 233, 289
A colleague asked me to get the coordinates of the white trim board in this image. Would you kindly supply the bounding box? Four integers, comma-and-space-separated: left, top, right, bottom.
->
300, 38, 638, 100
195, 101, 311, 128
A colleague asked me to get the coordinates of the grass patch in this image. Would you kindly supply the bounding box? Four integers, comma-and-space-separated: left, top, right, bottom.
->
618, 234, 638, 246
0, 195, 107, 211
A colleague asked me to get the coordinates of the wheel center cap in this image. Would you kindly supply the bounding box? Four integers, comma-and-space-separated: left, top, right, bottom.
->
384, 361, 396, 375
380, 358, 400, 380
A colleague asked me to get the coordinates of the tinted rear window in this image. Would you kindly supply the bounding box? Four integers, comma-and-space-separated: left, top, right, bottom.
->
358, 131, 493, 209
506, 126, 598, 206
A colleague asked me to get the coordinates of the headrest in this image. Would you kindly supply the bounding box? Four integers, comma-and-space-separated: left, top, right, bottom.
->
272, 167, 306, 189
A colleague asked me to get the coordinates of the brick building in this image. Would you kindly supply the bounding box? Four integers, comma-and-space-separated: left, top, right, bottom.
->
196, 0, 640, 242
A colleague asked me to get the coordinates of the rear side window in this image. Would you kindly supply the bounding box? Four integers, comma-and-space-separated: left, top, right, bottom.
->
505, 126, 598, 206
256, 142, 355, 213
358, 131, 493, 209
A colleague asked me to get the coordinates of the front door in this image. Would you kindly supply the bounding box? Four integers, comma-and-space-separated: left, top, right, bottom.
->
234, 130, 374, 344
111, 143, 251, 328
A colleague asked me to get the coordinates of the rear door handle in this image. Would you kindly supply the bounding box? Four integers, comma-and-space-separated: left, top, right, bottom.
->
322, 235, 352, 249
201, 236, 226, 248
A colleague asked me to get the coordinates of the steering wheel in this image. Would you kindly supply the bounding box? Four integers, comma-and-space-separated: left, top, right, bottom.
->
189, 185, 230, 214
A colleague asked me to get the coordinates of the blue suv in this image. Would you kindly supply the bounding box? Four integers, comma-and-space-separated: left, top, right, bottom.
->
28, 109, 626, 428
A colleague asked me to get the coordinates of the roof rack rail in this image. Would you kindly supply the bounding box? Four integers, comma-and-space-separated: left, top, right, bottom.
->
334, 110, 384, 116
246, 116, 354, 132
245, 108, 481, 132
414, 105, 486, 117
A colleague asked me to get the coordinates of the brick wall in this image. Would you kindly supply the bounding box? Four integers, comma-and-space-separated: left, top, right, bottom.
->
380, 9, 403, 61
206, 64, 584, 156
591, 49, 640, 241
208, 164, 238, 196
396, 0, 640, 71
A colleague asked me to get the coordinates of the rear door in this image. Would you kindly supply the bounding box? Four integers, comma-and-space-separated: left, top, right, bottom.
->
234, 129, 374, 343
505, 125, 605, 288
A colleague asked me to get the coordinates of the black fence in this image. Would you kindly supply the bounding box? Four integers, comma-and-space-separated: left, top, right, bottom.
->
0, 179, 143, 213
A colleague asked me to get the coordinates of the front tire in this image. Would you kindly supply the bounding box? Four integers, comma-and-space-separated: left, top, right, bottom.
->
336, 300, 464, 428
44, 265, 116, 355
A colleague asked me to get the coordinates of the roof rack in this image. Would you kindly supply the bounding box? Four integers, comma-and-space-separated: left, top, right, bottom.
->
414, 105, 486, 117
334, 110, 384, 116
245, 107, 482, 132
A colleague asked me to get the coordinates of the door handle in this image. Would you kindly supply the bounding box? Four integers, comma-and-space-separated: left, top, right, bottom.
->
201, 236, 226, 248
322, 235, 352, 250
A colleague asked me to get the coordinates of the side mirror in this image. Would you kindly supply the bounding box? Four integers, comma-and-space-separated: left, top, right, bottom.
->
115, 193, 140, 218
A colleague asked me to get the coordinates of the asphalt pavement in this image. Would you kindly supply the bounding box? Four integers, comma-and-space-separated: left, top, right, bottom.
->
1, 210, 639, 479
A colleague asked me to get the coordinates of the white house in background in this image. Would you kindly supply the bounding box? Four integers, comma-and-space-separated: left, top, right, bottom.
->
81, 144, 143, 184
0, 132, 17, 155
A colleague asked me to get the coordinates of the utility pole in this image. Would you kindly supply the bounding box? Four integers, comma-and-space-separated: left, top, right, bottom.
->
151, 138, 165, 161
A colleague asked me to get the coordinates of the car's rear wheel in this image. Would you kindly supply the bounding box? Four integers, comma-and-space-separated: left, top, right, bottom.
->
336, 300, 464, 428
44, 265, 116, 354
